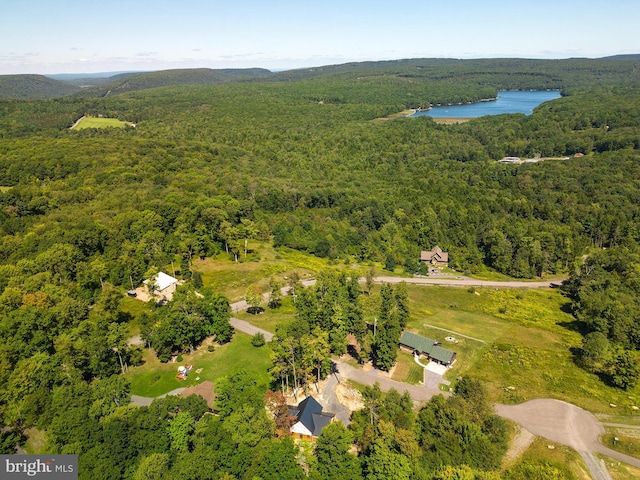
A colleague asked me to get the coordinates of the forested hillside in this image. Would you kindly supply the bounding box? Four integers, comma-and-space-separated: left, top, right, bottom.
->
1, 56, 640, 478
0, 74, 80, 99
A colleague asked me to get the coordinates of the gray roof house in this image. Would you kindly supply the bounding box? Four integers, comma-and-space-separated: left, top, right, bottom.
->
288, 396, 335, 439
399, 331, 456, 366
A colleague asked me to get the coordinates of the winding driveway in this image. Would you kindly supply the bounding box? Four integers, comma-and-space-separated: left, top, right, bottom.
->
134, 274, 636, 479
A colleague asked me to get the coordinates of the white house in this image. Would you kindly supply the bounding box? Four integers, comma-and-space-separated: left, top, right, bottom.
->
144, 272, 179, 301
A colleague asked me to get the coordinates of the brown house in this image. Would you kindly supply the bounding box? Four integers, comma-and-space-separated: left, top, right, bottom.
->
181, 381, 216, 409
420, 246, 449, 265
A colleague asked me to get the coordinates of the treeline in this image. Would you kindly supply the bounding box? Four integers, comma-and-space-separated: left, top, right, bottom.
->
2, 79, 640, 282
269, 272, 408, 396
565, 246, 640, 389
18, 371, 567, 479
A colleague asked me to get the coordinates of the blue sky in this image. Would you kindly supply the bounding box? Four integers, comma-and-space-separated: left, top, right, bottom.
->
1, 0, 639, 74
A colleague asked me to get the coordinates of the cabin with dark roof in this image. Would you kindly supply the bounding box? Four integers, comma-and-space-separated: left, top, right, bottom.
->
288, 396, 335, 440
399, 331, 456, 367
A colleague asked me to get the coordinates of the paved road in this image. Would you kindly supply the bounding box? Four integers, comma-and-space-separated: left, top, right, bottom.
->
496, 399, 640, 478
320, 372, 352, 426
130, 388, 186, 407
373, 275, 559, 288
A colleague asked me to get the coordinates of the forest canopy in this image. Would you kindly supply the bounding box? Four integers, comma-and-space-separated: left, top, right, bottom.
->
0, 56, 639, 478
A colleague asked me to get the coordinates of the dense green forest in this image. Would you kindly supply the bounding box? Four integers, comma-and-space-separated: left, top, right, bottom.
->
1, 56, 640, 478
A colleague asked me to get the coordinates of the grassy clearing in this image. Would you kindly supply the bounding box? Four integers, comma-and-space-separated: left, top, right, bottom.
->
72, 116, 132, 129
602, 429, 640, 457
0, 186, 12, 192
193, 242, 374, 302
509, 436, 590, 479
23, 428, 47, 454
391, 352, 426, 385
125, 332, 271, 397
120, 296, 154, 335
599, 453, 640, 480
233, 295, 297, 333
406, 284, 640, 414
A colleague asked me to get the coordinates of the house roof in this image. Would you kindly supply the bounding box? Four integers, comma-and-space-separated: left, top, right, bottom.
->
399, 331, 456, 364
420, 246, 449, 263
181, 381, 215, 408
144, 271, 178, 291
290, 396, 334, 437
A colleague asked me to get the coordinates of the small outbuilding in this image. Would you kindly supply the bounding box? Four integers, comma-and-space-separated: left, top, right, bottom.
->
288, 396, 335, 440
399, 331, 457, 367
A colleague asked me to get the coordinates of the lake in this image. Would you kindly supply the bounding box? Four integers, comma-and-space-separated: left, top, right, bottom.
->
410, 90, 561, 118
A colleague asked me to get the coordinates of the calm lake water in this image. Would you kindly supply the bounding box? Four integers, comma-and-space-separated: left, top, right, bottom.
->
410, 90, 561, 118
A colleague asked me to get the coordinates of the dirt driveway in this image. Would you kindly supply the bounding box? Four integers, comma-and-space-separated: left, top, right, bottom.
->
496, 399, 640, 477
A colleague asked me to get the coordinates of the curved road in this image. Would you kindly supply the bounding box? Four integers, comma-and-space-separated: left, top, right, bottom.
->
138, 274, 634, 479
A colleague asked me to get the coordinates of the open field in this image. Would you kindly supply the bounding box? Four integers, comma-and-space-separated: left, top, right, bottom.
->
71, 116, 132, 129
125, 332, 272, 397
405, 284, 640, 415
192, 242, 379, 302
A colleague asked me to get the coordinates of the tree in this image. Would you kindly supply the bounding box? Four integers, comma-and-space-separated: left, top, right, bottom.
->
265, 390, 295, 433
268, 277, 283, 309
168, 411, 195, 453
366, 267, 375, 295
133, 453, 170, 480
252, 332, 266, 347
288, 271, 301, 303
312, 422, 360, 480
363, 437, 412, 480
611, 350, 640, 390
253, 437, 305, 480
580, 331, 611, 371
245, 284, 264, 313
191, 270, 203, 289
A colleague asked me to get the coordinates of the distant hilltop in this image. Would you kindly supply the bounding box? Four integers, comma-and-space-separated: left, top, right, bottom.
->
1, 55, 639, 100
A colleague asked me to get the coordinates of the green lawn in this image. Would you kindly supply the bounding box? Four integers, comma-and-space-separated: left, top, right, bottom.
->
125, 332, 272, 397
72, 116, 132, 129
392, 351, 425, 385
233, 295, 297, 333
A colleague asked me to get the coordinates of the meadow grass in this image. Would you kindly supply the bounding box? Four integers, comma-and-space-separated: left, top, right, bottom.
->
23, 428, 46, 454
192, 241, 374, 302
598, 453, 640, 480
72, 116, 132, 129
511, 436, 589, 479
406, 284, 640, 415
125, 332, 272, 397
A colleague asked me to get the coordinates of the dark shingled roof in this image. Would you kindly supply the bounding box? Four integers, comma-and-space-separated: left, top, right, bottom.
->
291, 396, 335, 436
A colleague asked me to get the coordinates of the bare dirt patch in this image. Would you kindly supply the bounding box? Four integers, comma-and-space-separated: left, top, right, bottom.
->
335, 383, 364, 411
503, 426, 535, 467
